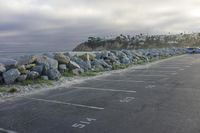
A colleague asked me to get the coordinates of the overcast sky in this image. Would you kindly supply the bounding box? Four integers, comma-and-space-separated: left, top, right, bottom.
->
0, 0, 200, 51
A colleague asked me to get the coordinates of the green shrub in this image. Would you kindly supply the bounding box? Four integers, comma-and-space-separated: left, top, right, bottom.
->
63, 71, 76, 77
112, 64, 129, 70
80, 71, 99, 77
0, 87, 7, 92
136, 59, 146, 64
0, 87, 17, 93
8, 88, 17, 93
20, 78, 53, 86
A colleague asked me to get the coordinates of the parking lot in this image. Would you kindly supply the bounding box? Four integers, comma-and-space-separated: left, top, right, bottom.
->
1, 54, 200, 133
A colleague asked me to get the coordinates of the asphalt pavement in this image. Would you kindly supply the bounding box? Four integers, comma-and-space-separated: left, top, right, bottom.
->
1, 54, 200, 133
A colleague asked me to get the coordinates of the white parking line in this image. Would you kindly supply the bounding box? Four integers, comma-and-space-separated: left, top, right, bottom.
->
159, 64, 188, 65
150, 70, 177, 72
93, 79, 146, 83
120, 97, 135, 103
0, 128, 17, 133
133, 69, 177, 72
133, 71, 177, 73
157, 67, 181, 69
158, 65, 182, 66
185, 66, 191, 68
159, 78, 169, 81
171, 73, 177, 75
73, 86, 136, 93
25, 97, 104, 110
145, 85, 156, 88
127, 74, 168, 77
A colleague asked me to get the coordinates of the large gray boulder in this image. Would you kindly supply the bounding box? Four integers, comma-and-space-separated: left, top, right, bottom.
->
3, 69, 20, 84
47, 69, 61, 80
17, 55, 36, 65
122, 50, 133, 58
102, 52, 120, 65
54, 53, 70, 64
17, 74, 27, 82
86, 60, 92, 69
72, 68, 84, 75
59, 64, 67, 73
132, 51, 143, 60
112, 51, 127, 59
71, 57, 91, 71
0, 76, 3, 84
91, 59, 112, 71
0, 64, 6, 73
32, 65, 44, 75
91, 63, 104, 71
35, 56, 58, 72
0, 58, 18, 69
95, 51, 107, 59
67, 61, 80, 70
96, 59, 112, 69
27, 71, 40, 79
121, 56, 131, 64
72, 69, 79, 75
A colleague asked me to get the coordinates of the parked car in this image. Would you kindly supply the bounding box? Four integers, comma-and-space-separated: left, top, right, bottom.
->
195, 47, 200, 53
186, 47, 195, 54
186, 47, 200, 54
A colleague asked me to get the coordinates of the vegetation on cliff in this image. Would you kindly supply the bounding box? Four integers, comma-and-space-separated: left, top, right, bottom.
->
73, 33, 200, 51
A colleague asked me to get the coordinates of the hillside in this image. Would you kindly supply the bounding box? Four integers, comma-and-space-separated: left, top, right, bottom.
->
73, 33, 200, 51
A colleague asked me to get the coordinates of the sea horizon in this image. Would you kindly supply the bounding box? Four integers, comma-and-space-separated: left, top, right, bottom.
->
0, 44, 75, 58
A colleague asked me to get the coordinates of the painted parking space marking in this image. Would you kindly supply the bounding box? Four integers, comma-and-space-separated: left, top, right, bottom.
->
158, 65, 183, 67
120, 97, 135, 103
171, 72, 177, 75
156, 66, 181, 69
127, 74, 168, 77
147, 70, 177, 73
159, 63, 189, 65
0, 128, 17, 133
145, 85, 156, 89
159, 78, 169, 81
179, 68, 185, 71
131, 70, 177, 73
72, 86, 136, 93
25, 97, 104, 110
72, 118, 96, 129
93, 79, 146, 83
185, 66, 191, 68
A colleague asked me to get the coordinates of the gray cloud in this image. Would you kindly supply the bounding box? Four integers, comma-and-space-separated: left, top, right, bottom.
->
0, 0, 200, 51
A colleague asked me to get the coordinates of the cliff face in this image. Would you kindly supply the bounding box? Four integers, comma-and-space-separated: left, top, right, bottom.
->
73, 33, 200, 51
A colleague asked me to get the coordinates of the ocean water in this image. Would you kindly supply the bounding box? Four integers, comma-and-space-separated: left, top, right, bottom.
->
0, 44, 74, 59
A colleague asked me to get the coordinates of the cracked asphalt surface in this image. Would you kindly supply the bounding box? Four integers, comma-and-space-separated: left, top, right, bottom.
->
1, 54, 200, 133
